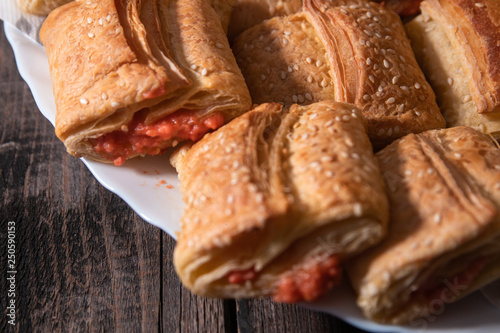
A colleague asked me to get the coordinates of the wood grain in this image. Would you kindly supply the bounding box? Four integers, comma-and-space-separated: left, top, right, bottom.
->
0, 23, 366, 333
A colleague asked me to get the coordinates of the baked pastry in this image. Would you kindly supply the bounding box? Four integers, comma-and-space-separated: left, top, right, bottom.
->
405, 0, 500, 137
40, 0, 251, 165
347, 126, 500, 324
17, 0, 71, 16
232, 0, 445, 148
228, 0, 302, 41
171, 100, 389, 302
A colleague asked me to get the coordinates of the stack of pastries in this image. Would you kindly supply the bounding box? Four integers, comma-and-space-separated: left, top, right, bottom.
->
36, 0, 500, 326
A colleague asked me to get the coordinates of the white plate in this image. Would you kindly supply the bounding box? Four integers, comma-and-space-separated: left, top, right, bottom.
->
5, 21, 499, 333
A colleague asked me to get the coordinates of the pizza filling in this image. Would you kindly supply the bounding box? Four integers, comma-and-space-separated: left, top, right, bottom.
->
92, 109, 224, 166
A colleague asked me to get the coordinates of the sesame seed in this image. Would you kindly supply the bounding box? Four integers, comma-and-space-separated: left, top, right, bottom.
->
325, 170, 334, 177
321, 79, 329, 87
342, 115, 351, 121
88, 32, 95, 38
378, 85, 384, 92
284, 30, 291, 36
307, 76, 313, 83
310, 113, 318, 120
400, 85, 409, 91
283, 38, 288, 44
399, 55, 406, 62
264, 46, 271, 52
111, 101, 120, 108
293, 64, 299, 71
87, 17, 93, 24
463, 95, 472, 103
363, 94, 370, 100
394, 39, 400, 45
316, 60, 322, 67
292, 95, 298, 103
261, 74, 266, 81
201, 68, 208, 76
227, 194, 234, 204
366, 58, 372, 65
475, 3, 485, 7
373, 64, 379, 70
281, 71, 286, 80
306, 57, 312, 64
288, 66, 293, 73
427, 168, 434, 174
415, 110, 421, 116
387, 128, 393, 136
364, 29, 373, 37
392, 76, 399, 84
414, 82, 421, 89
101, 93, 108, 100
340, 8, 348, 14
305, 93, 313, 101
80, 98, 89, 105
98, 18, 104, 25
447, 77, 454, 85
434, 213, 441, 224
325, 119, 334, 127
369, 75, 375, 83
352, 153, 360, 160
386, 97, 396, 104
394, 126, 400, 134
378, 128, 385, 136
360, 39, 366, 45
345, 137, 354, 146
383, 60, 391, 68
366, 11, 373, 18
353, 203, 363, 217
425, 26, 434, 32
298, 94, 305, 103
106, 14, 111, 22
455, 153, 463, 158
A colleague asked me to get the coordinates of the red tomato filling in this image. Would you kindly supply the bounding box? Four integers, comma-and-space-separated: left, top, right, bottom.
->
227, 267, 258, 284
377, 0, 423, 16
273, 255, 342, 303
92, 110, 225, 166
422, 257, 488, 303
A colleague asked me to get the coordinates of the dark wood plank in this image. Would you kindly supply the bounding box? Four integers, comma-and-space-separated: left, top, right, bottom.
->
161, 234, 228, 333
0, 24, 161, 333
235, 299, 367, 333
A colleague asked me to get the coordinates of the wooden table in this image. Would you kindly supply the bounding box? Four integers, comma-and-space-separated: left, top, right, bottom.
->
0, 24, 366, 332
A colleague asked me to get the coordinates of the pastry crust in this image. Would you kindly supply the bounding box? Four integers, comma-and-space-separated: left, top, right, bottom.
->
17, 0, 71, 16
227, 0, 302, 41
172, 101, 389, 300
40, 0, 251, 164
405, 0, 500, 136
347, 126, 500, 324
232, 0, 445, 148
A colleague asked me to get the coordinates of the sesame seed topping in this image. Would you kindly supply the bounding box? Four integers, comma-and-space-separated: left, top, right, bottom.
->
414, 82, 421, 89
399, 55, 406, 62
101, 93, 108, 100
427, 168, 434, 174
369, 75, 375, 83
415, 110, 421, 116
475, 3, 485, 7
340, 8, 348, 14
392, 76, 399, 84
434, 213, 441, 224
463, 95, 472, 103
305, 93, 313, 101
284, 30, 291, 36
363, 94, 370, 100
364, 29, 373, 37
201, 68, 208, 76
87, 17, 93, 24
325, 119, 334, 127
98, 18, 104, 25
106, 14, 111, 22
292, 95, 298, 103
400, 85, 409, 91
383, 60, 391, 68
366, 11, 373, 18
298, 94, 305, 103
283, 38, 288, 44
316, 60, 322, 67
455, 153, 463, 158
261, 74, 266, 81
288, 66, 293, 73
447, 77, 454, 85
353, 203, 363, 217
88, 32, 95, 38
111, 101, 120, 108
386, 97, 396, 104
281, 71, 286, 80
80, 98, 89, 105
307, 76, 313, 83
321, 79, 329, 87
360, 39, 366, 45
366, 58, 372, 65
306, 57, 312, 64
227, 194, 234, 204
293, 64, 299, 71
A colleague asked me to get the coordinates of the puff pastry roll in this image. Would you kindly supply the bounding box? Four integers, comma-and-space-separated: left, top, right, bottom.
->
347, 126, 500, 324
171, 101, 389, 302
405, 0, 500, 138
40, 0, 251, 165
232, 0, 445, 147
228, 0, 302, 41
17, 0, 71, 16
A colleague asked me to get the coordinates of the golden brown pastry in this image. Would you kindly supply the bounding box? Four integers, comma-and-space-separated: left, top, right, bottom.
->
40, 0, 251, 165
347, 126, 500, 324
17, 0, 72, 16
171, 100, 389, 302
228, 0, 302, 41
405, 0, 500, 137
232, 0, 445, 148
